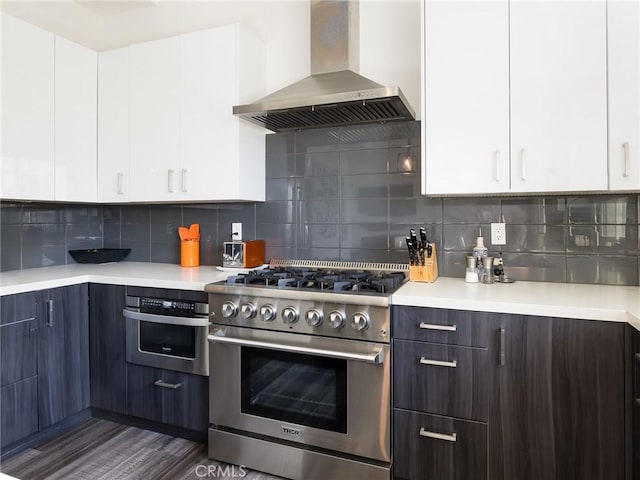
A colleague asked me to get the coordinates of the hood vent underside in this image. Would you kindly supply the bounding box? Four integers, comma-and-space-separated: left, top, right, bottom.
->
233, 0, 415, 132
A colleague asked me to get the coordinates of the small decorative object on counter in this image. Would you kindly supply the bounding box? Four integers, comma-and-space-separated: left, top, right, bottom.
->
178, 223, 200, 267
465, 255, 479, 283
480, 257, 494, 284
406, 226, 438, 282
223, 240, 265, 268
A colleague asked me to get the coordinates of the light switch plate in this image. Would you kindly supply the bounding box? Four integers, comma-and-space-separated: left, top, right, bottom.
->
232, 222, 242, 241
491, 222, 506, 245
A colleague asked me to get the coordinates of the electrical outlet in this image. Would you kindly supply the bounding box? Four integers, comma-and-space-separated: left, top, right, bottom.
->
232, 222, 242, 241
491, 222, 506, 245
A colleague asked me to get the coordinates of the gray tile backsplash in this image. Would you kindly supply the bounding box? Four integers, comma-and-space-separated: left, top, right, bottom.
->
1, 121, 639, 286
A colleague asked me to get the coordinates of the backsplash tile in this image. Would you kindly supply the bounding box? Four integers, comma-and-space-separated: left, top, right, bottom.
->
2, 121, 639, 286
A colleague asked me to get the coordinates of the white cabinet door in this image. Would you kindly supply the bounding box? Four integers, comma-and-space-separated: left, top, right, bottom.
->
179, 26, 238, 201
1, 13, 54, 200
98, 48, 130, 202
608, 0, 640, 191
54, 36, 97, 202
129, 37, 180, 202
422, 1, 509, 195
510, 1, 607, 193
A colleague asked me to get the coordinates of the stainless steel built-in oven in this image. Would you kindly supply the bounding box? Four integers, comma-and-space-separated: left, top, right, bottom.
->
124, 295, 209, 376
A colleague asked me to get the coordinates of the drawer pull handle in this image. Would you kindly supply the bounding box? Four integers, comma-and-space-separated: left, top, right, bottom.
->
635, 353, 640, 361
419, 322, 457, 332
154, 380, 181, 390
636, 398, 640, 407
419, 428, 457, 442
420, 357, 457, 368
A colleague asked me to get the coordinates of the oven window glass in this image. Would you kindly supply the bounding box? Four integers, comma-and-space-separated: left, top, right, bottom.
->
241, 347, 347, 433
139, 321, 196, 359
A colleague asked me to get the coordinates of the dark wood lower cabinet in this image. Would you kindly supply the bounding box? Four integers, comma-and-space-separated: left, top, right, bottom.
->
392, 307, 628, 480
126, 363, 208, 433
393, 408, 487, 480
37, 284, 90, 430
489, 315, 625, 480
0, 376, 38, 448
89, 284, 127, 415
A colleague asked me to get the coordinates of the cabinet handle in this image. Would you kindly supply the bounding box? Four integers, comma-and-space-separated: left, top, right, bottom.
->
154, 379, 181, 390
636, 398, 640, 406
494, 150, 500, 182
419, 322, 457, 332
46, 299, 54, 327
419, 357, 457, 368
168, 169, 175, 193
499, 327, 505, 366
117, 172, 125, 195
635, 353, 640, 362
623, 142, 630, 178
520, 148, 527, 181
181, 169, 188, 192
419, 428, 457, 442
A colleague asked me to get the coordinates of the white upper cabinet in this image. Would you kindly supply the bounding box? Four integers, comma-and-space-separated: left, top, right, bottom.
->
421, 1, 612, 195
422, 1, 509, 195
510, 1, 607, 193
129, 36, 181, 202
608, 0, 640, 190
98, 48, 130, 202
54, 36, 98, 202
1, 13, 55, 201
121, 24, 265, 202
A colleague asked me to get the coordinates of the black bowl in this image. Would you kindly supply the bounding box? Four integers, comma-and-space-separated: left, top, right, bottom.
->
69, 248, 131, 264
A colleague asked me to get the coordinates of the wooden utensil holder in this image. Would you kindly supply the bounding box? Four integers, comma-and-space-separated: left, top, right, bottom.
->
409, 245, 438, 283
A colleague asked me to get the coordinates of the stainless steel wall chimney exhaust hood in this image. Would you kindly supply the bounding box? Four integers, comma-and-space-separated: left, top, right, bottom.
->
233, 0, 415, 132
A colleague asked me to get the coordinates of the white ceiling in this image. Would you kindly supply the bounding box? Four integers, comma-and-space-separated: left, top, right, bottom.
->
0, 0, 312, 52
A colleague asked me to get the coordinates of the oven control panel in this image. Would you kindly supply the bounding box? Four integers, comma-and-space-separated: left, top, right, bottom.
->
140, 297, 197, 317
209, 294, 390, 343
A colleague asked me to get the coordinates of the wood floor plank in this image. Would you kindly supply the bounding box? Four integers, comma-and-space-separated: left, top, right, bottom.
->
1, 419, 284, 480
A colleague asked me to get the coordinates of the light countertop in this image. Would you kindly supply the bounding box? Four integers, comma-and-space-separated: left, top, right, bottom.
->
0, 262, 231, 296
1, 263, 639, 330
392, 277, 640, 330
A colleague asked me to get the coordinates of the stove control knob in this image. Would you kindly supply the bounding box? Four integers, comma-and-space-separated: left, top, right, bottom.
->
328, 310, 346, 329
259, 304, 276, 322
240, 303, 257, 320
282, 306, 299, 324
305, 309, 323, 327
221, 301, 238, 318
350, 312, 370, 332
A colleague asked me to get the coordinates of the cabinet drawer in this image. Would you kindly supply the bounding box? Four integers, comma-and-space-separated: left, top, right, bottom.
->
126, 364, 208, 433
1, 319, 37, 386
393, 340, 489, 421
393, 306, 491, 347
393, 408, 487, 480
1, 291, 37, 326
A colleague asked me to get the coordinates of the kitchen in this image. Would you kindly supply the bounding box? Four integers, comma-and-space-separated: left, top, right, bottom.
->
1, 1, 639, 479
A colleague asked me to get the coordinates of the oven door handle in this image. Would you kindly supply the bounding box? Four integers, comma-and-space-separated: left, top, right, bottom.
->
123, 308, 210, 327
208, 331, 385, 365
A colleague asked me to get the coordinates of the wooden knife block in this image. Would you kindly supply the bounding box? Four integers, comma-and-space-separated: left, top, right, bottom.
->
409, 245, 438, 283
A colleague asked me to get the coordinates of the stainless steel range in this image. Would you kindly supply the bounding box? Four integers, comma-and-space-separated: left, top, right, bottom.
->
205, 260, 407, 480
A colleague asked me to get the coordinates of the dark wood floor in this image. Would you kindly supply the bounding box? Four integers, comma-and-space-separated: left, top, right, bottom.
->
0, 418, 282, 480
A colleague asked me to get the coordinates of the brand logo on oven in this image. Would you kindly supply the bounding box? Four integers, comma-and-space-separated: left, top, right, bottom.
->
281, 426, 302, 438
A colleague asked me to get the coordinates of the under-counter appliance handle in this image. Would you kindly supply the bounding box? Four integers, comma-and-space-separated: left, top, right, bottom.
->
419, 322, 457, 332
419, 428, 457, 442
419, 357, 457, 368
154, 379, 181, 390
122, 308, 210, 327
208, 331, 384, 365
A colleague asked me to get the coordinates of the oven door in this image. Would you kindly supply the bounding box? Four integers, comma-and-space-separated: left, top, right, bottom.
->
208, 326, 390, 462
124, 309, 209, 376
